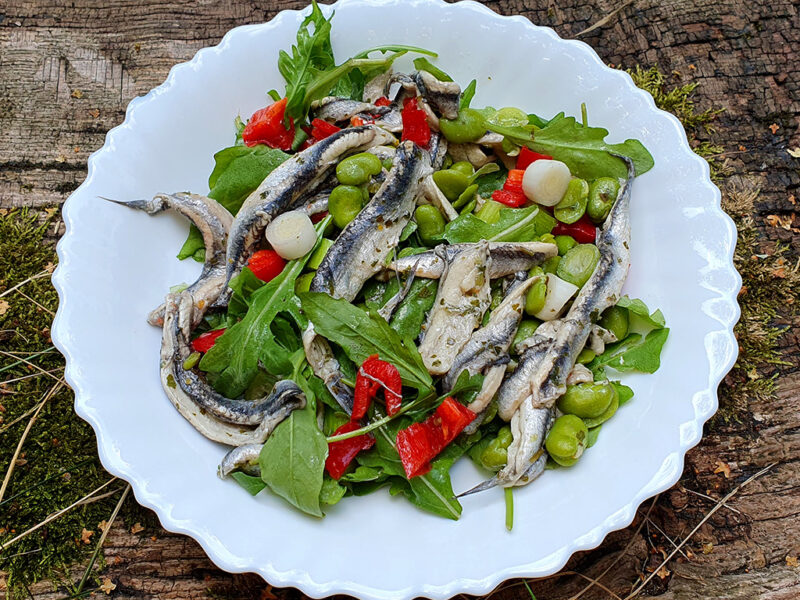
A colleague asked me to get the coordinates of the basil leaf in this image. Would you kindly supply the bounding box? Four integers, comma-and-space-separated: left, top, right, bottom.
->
259, 378, 327, 518
616, 296, 666, 329
530, 116, 654, 179
589, 328, 670, 374
388, 279, 437, 340
444, 205, 555, 244
231, 472, 267, 496
199, 220, 328, 397
178, 145, 289, 260
299, 292, 434, 393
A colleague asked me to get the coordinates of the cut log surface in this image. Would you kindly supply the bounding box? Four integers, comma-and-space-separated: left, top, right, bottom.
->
1, 0, 798, 598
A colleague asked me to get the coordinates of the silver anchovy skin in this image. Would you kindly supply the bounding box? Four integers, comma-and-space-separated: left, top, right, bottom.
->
384, 241, 557, 280
160, 293, 305, 446
225, 125, 395, 285
298, 192, 330, 219
428, 132, 448, 171
418, 241, 492, 375
306, 141, 431, 412
103, 192, 232, 328
218, 443, 263, 478
311, 140, 430, 300
414, 71, 461, 120
311, 96, 391, 122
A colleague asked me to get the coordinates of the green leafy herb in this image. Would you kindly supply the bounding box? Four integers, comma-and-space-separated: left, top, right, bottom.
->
610, 380, 635, 407
340, 465, 384, 483
178, 145, 289, 261
388, 279, 437, 340
444, 205, 555, 244
413, 57, 453, 81
586, 425, 602, 448
473, 165, 508, 197
529, 116, 654, 179
589, 328, 670, 374
259, 375, 328, 517
299, 291, 434, 393
616, 296, 666, 329
505, 487, 514, 531
460, 79, 477, 110
199, 219, 329, 396
231, 472, 267, 496
227, 266, 266, 317
320, 476, 347, 506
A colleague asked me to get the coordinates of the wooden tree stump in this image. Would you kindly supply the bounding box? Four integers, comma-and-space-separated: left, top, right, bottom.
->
1, 1, 797, 598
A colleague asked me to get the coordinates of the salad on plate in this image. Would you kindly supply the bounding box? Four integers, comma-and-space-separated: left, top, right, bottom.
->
106, 1, 669, 523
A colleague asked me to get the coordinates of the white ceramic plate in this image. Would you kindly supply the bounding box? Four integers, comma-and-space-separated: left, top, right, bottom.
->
52, 1, 740, 598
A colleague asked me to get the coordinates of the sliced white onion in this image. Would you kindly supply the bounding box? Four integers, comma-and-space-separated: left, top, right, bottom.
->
522, 159, 572, 206
533, 274, 579, 321
265, 210, 317, 260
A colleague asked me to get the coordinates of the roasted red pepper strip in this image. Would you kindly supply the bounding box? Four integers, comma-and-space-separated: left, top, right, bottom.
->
241, 98, 296, 151
401, 97, 431, 147
552, 214, 597, 243
191, 329, 226, 353
516, 147, 553, 170
396, 397, 475, 478
310, 118, 341, 141
325, 421, 375, 480
352, 355, 403, 420
504, 169, 526, 193
492, 189, 526, 208
247, 249, 286, 282
310, 210, 329, 224
374, 96, 392, 107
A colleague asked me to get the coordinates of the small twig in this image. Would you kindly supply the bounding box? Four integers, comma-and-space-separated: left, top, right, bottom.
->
14, 288, 56, 317
1, 367, 64, 387
0, 477, 117, 553
0, 350, 63, 382
576, 0, 637, 37
0, 271, 50, 300
0, 380, 65, 503
0, 346, 56, 375
683, 487, 743, 515
646, 517, 689, 560
623, 463, 775, 599
75, 484, 130, 594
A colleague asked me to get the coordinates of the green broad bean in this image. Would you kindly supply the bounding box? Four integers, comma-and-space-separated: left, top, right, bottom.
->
381, 158, 394, 171
433, 169, 470, 201
587, 177, 620, 223
554, 178, 589, 224
479, 426, 513, 471
582, 393, 619, 428
512, 320, 541, 353
439, 108, 487, 144
488, 107, 529, 128
453, 183, 478, 210
450, 161, 475, 176
557, 381, 617, 419
542, 255, 561, 275
598, 305, 629, 341
557, 244, 600, 288
307, 238, 333, 270
415, 205, 446, 246
336, 152, 382, 185
328, 185, 364, 229
555, 235, 578, 256
525, 269, 547, 315
545, 414, 588, 467
577, 348, 596, 364
182, 351, 201, 371
295, 272, 315, 294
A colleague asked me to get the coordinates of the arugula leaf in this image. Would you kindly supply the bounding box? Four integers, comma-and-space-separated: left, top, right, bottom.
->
447, 370, 485, 403
444, 205, 555, 244
586, 425, 602, 448
529, 116, 654, 179
259, 374, 328, 518
610, 380, 635, 407
230, 472, 267, 496
320, 476, 346, 506
199, 219, 328, 397
388, 279, 437, 340
460, 79, 477, 110
473, 165, 508, 197
616, 296, 666, 329
413, 57, 453, 82
299, 292, 433, 393
589, 328, 670, 374
340, 465, 384, 483
178, 145, 289, 261
227, 267, 266, 318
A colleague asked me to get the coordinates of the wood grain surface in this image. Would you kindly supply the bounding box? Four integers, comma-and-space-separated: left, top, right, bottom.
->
1, 0, 798, 598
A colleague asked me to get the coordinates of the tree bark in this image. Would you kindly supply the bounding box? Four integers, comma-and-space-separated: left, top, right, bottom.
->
1, 0, 797, 598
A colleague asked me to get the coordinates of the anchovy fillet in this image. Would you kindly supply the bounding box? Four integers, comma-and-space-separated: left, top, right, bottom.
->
418, 241, 492, 375
160, 293, 305, 445
385, 241, 557, 280
103, 193, 232, 328
226, 125, 395, 285
218, 443, 263, 478
311, 96, 391, 122
414, 71, 461, 120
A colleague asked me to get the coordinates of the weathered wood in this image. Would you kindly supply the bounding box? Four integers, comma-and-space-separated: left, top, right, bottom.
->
1, 0, 798, 598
